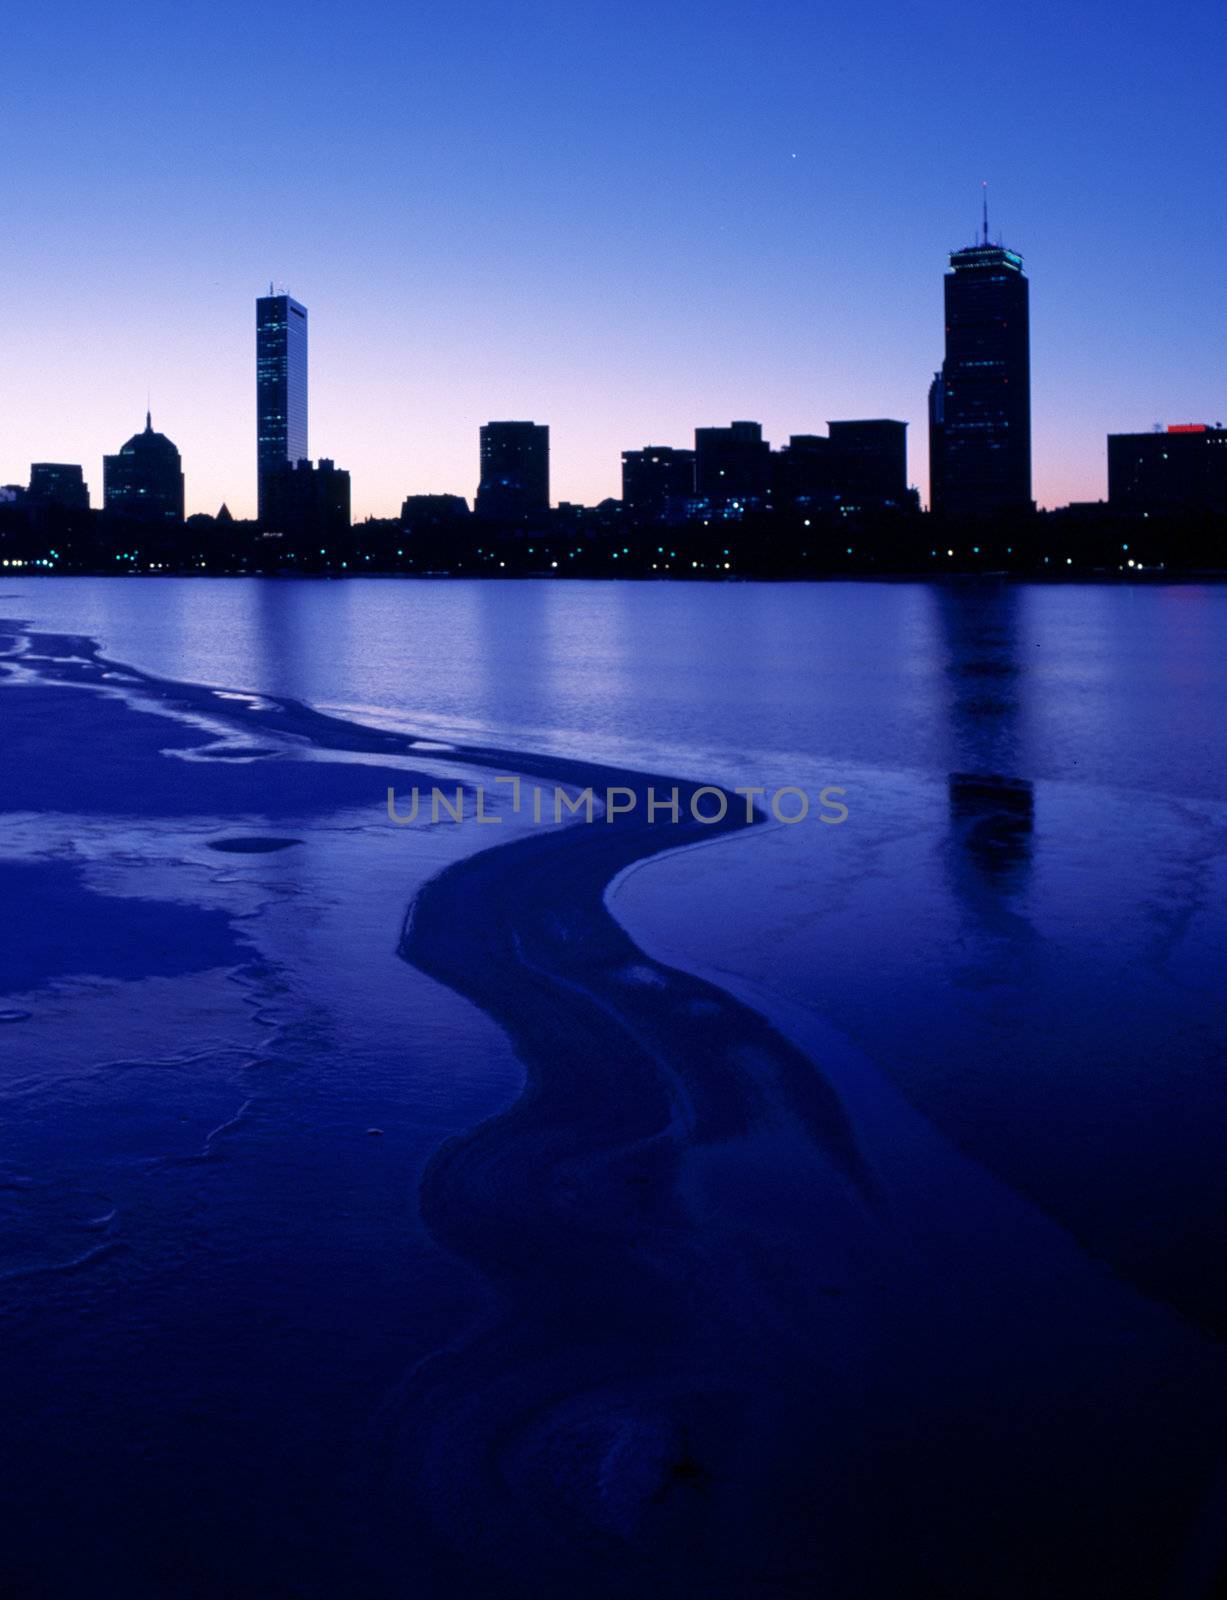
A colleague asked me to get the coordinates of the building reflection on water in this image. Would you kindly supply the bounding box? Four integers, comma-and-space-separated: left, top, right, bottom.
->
948, 769, 1034, 885
929, 582, 1036, 895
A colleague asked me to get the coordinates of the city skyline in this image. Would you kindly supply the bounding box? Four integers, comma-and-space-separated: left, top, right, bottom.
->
4, 2, 1226, 519
5, 214, 1223, 523
7, 239, 1222, 528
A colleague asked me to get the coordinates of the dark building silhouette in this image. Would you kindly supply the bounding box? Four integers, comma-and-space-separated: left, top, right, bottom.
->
476, 422, 549, 521
927, 371, 945, 514
694, 421, 771, 504
621, 446, 695, 516
257, 290, 308, 526
771, 425, 913, 513
1108, 424, 1227, 514
27, 463, 89, 511
772, 434, 835, 508
103, 412, 185, 524
400, 493, 471, 529
262, 458, 349, 543
930, 204, 1031, 518
828, 419, 909, 504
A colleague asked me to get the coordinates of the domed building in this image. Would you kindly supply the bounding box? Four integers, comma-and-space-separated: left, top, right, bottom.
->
103, 412, 185, 524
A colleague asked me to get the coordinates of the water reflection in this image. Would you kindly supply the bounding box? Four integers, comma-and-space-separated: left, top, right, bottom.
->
12, 577, 1227, 799
929, 583, 1036, 897
254, 575, 315, 693
948, 770, 1034, 887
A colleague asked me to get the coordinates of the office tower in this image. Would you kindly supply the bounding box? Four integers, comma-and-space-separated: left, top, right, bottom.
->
27, 463, 89, 511
256, 290, 308, 525
621, 446, 695, 516
1108, 424, 1227, 514
827, 420, 909, 504
475, 422, 550, 521
694, 421, 771, 504
930, 201, 1031, 517
103, 412, 185, 524
772, 434, 836, 508
261, 458, 350, 541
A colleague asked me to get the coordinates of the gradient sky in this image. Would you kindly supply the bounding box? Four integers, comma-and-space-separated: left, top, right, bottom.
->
4, 0, 1225, 518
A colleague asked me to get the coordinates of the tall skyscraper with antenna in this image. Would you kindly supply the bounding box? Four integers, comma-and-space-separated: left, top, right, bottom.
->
256, 288, 308, 526
929, 191, 1031, 518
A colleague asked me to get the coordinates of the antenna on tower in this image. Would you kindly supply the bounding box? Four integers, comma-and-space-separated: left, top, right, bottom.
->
981, 181, 989, 246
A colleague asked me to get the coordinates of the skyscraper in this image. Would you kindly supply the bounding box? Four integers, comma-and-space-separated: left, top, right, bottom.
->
475, 422, 550, 522
256, 290, 308, 526
929, 200, 1031, 518
103, 412, 185, 524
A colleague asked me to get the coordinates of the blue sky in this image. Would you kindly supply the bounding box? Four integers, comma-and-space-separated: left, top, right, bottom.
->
3, 0, 1225, 516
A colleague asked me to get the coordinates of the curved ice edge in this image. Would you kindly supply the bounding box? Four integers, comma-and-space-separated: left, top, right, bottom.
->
3, 622, 869, 1198
5, 622, 886, 1552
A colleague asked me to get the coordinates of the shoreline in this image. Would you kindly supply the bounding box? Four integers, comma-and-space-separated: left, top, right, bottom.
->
8, 568, 1227, 584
